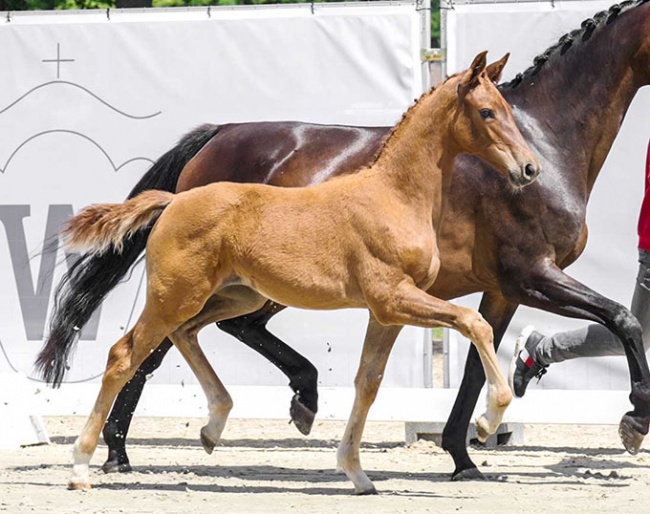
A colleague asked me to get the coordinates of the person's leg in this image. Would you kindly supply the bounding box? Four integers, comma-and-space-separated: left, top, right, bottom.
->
511, 249, 650, 397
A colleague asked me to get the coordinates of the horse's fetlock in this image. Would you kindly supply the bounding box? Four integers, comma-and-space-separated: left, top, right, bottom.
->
497, 388, 513, 409
613, 306, 642, 337
220, 394, 234, 413
630, 382, 650, 408
102, 421, 122, 445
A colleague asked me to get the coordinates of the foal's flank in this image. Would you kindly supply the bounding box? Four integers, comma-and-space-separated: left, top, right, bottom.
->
61, 52, 539, 493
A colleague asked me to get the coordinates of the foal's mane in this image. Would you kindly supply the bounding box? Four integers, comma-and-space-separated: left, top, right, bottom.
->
501, 0, 650, 91
370, 73, 462, 166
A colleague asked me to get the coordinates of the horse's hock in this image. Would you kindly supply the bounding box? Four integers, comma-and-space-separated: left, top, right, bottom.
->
404, 421, 524, 449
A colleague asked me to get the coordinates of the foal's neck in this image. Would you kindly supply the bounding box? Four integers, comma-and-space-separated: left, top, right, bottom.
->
372, 84, 459, 221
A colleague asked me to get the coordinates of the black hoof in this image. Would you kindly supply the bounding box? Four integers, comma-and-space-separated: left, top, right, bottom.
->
451, 467, 486, 481
619, 414, 647, 455
101, 460, 132, 474
290, 395, 316, 436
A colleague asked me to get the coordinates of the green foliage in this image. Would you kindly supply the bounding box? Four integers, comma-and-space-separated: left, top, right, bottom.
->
2, 0, 441, 48
431, 0, 440, 47
55, 0, 113, 8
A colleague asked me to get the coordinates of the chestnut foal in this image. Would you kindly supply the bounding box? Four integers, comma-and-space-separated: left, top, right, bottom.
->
61, 52, 539, 493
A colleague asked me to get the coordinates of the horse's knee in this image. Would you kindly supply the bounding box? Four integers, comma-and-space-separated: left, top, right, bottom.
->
461, 311, 493, 345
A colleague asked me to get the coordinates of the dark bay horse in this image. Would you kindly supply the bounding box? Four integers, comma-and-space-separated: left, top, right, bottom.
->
55, 56, 539, 492
42, 0, 650, 481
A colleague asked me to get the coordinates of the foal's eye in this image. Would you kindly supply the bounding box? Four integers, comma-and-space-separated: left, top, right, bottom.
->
479, 109, 494, 120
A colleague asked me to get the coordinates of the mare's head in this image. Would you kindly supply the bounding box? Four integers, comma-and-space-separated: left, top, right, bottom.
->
452, 52, 540, 189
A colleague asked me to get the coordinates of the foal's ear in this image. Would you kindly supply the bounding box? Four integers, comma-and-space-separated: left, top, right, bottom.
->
486, 53, 510, 84
459, 51, 488, 92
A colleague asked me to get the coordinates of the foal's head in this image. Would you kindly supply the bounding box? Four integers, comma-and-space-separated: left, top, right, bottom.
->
452, 52, 541, 189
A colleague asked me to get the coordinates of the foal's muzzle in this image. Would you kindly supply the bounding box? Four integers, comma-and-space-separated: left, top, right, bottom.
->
509, 162, 541, 188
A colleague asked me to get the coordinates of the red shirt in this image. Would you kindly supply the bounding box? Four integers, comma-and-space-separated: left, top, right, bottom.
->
638, 140, 650, 251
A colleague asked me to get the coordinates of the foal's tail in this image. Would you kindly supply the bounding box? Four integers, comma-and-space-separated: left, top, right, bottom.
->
61, 190, 175, 256
36, 124, 219, 387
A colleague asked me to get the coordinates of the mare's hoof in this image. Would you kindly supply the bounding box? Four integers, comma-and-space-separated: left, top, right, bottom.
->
200, 426, 217, 455
290, 395, 316, 436
619, 414, 646, 455
101, 460, 132, 474
68, 481, 92, 491
451, 467, 486, 481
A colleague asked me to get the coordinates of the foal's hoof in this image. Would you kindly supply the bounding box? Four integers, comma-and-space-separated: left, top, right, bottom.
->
619, 414, 646, 455
68, 481, 92, 491
451, 467, 486, 482
290, 395, 316, 436
200, 426, 218, 455
101, 459, 132, 474
475, 417, 491, 443
354, 486, 378, 496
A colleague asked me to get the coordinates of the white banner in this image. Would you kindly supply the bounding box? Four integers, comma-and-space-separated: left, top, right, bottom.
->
445, 0, 650, 391
0, 4, 430, 397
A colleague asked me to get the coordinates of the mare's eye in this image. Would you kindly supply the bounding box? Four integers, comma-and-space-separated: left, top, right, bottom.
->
479, 109, 494, 120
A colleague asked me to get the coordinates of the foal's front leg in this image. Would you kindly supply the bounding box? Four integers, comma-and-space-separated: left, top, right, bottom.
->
336, 319, 402, 494
337, 281, 512, 494
370, 282, 513, 439
442, 292, 518, 480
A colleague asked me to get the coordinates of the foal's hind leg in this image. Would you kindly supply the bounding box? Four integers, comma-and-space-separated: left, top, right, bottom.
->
70, 266, 227, 488
170, 287, 267, 453
170, 329, 233, 454
217, 302, 319, 435
69, 314, 177, 490
102, 339, 173, 473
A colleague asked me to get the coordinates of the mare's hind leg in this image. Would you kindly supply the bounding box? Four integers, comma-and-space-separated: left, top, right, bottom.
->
171, 287, 267, 453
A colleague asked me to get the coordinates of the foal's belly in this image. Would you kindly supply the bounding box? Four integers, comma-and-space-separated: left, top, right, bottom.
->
237, 268, 365, 311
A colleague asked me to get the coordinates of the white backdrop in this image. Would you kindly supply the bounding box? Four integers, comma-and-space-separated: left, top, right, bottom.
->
0, 3, 432, 405
444, 0, 650, 391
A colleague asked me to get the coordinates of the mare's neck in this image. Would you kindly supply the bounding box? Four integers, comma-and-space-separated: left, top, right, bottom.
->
505, 5, 648, 194
372, 85, 459, 222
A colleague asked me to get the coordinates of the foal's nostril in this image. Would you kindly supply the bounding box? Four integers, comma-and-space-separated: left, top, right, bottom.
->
524, 163, 537, 180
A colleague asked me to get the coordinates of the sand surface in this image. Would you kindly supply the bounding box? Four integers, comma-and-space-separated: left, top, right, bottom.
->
1, 417, 649, 513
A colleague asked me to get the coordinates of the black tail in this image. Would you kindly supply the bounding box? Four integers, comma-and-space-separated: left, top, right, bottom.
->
36, 123, 221, 386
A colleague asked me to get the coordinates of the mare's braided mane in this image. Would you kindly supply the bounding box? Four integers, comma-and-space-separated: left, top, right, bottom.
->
501, 0, 649, 91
